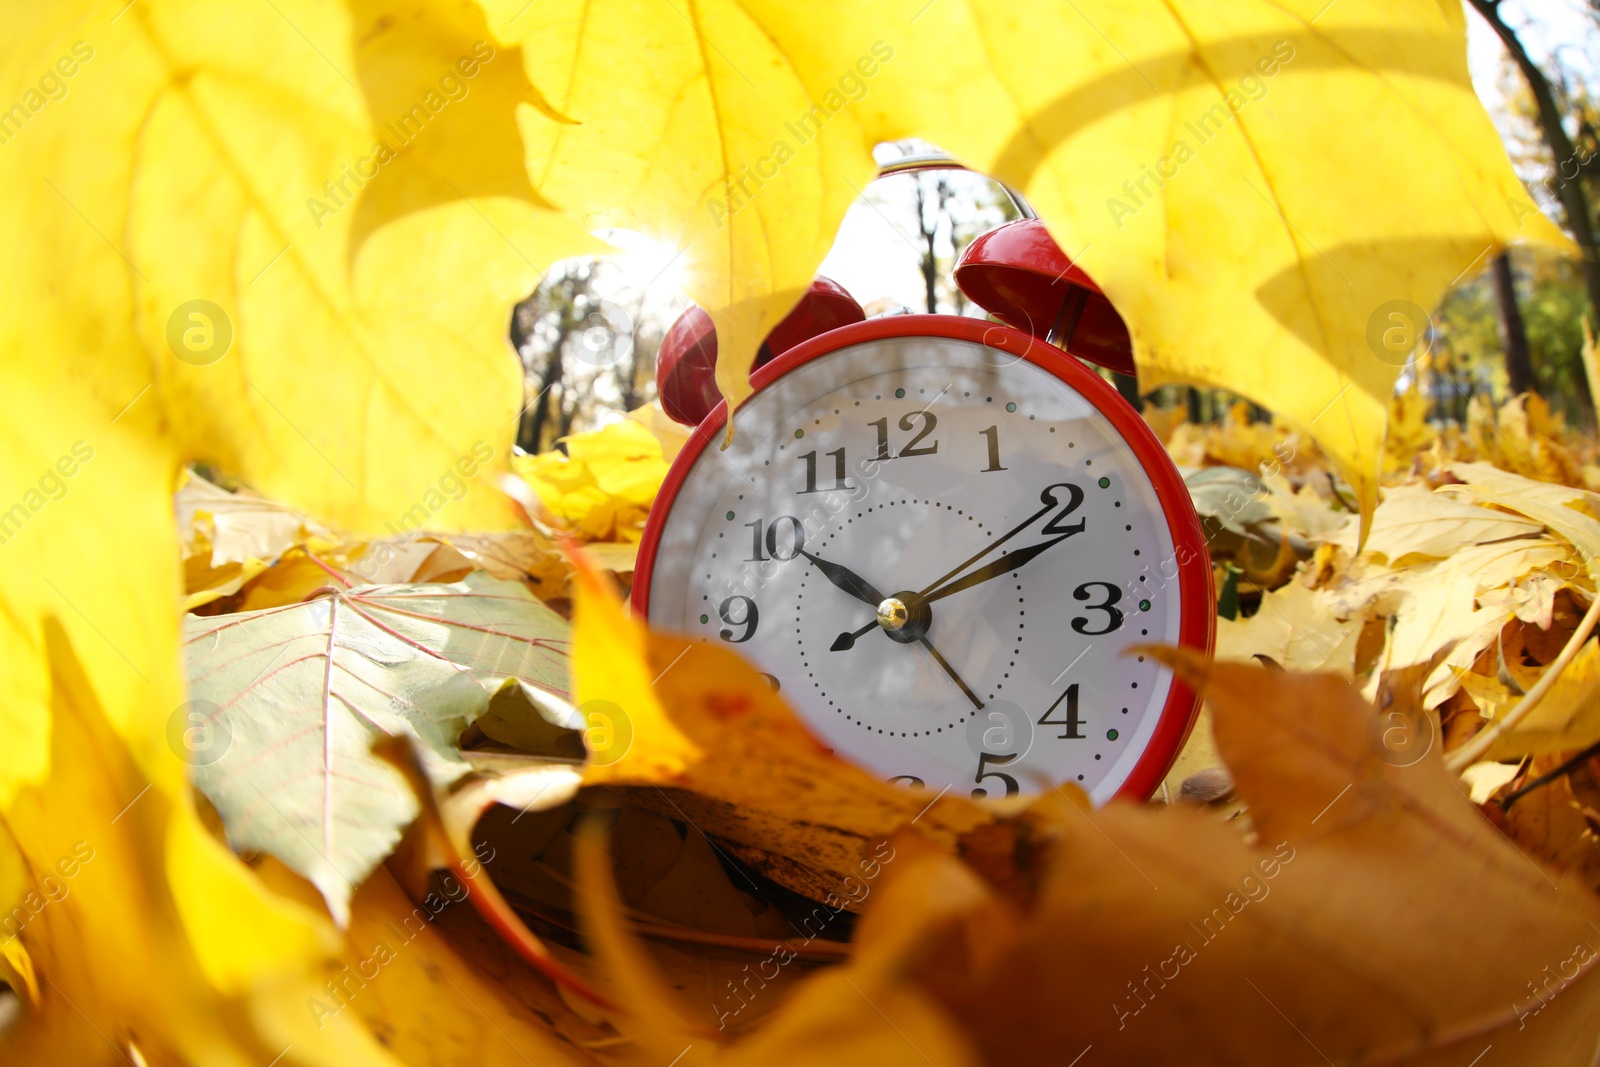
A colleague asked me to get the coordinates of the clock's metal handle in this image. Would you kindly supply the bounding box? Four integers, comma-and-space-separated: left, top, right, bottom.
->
874, 151, 1037, 220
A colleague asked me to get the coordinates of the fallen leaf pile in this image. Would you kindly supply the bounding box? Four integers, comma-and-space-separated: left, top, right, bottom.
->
6, 0, 1597, 1063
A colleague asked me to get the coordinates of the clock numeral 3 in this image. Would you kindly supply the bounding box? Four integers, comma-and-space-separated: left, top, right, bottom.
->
745, 516, 806, 562
868, 410, 940, 460
971, 752, 1020, 799
1072, 581, 1124, 634
798, 447, 854, 494
717, 595, 759, 643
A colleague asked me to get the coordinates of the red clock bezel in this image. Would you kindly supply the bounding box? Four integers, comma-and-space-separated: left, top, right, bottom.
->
632, 314, 1214, 804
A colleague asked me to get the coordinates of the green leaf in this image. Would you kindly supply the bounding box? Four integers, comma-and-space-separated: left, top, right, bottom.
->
183, 572, 576, 923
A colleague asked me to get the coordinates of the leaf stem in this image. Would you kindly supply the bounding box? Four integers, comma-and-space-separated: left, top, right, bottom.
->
1446, 590, 1600, 771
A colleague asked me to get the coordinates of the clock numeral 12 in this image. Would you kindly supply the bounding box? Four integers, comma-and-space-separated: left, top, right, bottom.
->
798, 448, 854, 494
868, 410, 940, 460
1039, 682, 1085, 739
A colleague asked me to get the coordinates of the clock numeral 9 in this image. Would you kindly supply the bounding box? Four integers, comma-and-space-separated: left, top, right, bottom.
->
1072, 581, 1124, 634
971, 751, 1020, 799
868, 410, 939, 460
745, 515, 805, 562
717, 595, 759, 643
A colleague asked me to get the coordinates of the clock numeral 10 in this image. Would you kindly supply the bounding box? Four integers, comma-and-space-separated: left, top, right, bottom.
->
745, 515, 805, 562
798, 448, 854, 494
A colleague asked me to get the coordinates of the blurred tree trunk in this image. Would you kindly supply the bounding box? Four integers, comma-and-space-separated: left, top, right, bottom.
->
1491, 251, 1535, 397
524, 321, 571, 452
1112, 372, 1143, 411
914, 179, 939, 314
1470, 0, 1600, 359
616, 291, 647, 412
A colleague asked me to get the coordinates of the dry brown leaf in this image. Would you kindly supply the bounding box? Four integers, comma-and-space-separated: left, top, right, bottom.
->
858, 651, 1600, 1064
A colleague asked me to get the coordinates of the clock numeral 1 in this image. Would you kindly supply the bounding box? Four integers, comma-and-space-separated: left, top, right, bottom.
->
799, 447, 854, 494
746, 516, 806, 562
979, 425, 1007, 472
1039, 682, 1085, 739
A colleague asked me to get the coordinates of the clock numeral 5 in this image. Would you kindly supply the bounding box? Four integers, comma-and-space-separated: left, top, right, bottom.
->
717, 595, 759, 643
745, 516, 805, 562
971, 751, 1020, 799
868, 410, 939, 460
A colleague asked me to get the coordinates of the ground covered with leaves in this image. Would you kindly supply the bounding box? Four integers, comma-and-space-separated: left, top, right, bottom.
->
106, 394, 1600, 1066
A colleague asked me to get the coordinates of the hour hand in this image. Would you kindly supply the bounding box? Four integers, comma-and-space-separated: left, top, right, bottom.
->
800, 550, 885, 607
923, 532, 1072, 603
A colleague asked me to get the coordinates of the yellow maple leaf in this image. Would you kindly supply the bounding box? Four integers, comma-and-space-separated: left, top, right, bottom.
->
513, 420, 670, 541
0, 3, 594, 1061
487, 0, 1561, 528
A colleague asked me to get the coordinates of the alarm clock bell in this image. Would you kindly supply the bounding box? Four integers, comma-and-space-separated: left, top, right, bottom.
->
655, 161, 1133, 428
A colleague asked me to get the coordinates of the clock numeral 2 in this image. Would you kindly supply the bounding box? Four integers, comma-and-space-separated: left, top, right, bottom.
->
745, 516, 806, 562
799, 448, 854, 494
971, 752, 1020, 799
868, 410, 940, 460
1041, 482, 1087, 536
717, 595, 759, 643
1039, 683, 1085, 739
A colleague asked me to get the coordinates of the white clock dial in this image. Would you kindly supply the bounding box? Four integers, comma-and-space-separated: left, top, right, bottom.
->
644, 333, 1193, 803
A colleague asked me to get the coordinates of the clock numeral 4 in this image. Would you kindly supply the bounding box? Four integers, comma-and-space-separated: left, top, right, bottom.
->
1039, 682, 1085, 739
745, 516, 806, 562
798, 447, 855, 494
1072, 581, 1124, 634
868, 410, 940, 460
971, 752, 1020, 799
717, 595, 759, 643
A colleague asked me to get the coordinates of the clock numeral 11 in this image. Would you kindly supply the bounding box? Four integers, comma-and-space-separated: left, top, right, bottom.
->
798, 448, 854, 494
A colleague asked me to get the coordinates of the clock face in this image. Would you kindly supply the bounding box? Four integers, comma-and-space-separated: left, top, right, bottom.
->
638, 320, 1209, 803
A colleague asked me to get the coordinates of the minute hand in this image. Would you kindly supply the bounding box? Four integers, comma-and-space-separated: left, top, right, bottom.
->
917, 482, 1083, 596
923, 533, 1074, 603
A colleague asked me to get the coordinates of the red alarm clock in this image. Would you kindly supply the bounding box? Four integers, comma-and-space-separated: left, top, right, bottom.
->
634, 156, 1213, 803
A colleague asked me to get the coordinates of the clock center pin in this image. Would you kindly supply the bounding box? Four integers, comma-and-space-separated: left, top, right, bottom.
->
876, 597, 909, 631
